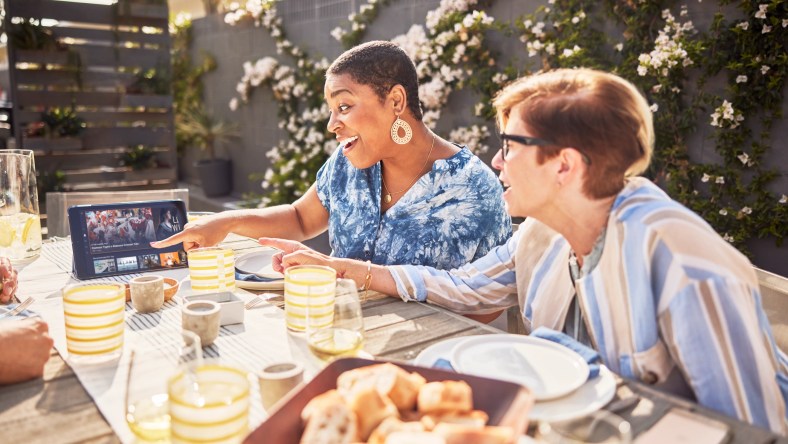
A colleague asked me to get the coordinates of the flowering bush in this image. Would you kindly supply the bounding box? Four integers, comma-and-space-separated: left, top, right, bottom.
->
216, 0, 786, 252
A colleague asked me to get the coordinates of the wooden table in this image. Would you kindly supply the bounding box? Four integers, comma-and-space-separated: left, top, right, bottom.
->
0, 236, 783, 443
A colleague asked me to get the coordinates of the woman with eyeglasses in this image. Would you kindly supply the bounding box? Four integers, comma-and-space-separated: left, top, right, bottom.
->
153, 41, 510, 280
262, 68, 788, 433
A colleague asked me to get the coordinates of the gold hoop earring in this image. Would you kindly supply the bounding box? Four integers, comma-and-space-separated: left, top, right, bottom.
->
390, 115, 413, 144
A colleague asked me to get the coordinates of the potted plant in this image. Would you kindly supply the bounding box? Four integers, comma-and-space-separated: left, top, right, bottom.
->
24, 107, 85, 150
120, 145, 158, 171
176, 106, 239, 197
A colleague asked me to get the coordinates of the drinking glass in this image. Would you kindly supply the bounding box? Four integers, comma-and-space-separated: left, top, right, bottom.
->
536, 411, 633, 444
306, 278, 364, 361
283, 265, 336, 332
62, 281, 126, 364
187, 247, 235, 293
0, 149, 42, 269
168, 362, 251, 444
125, 331, 202, 443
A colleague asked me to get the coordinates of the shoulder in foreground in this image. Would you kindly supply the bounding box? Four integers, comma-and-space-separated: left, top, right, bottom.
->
613, 179, 756, 283
611, 177, 705, 226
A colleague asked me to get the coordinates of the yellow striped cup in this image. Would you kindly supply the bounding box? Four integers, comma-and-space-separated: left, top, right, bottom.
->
284, 265, 336, 332
169, 363, 250, 444
187, 247, 236, 293
62, 281, 126, 363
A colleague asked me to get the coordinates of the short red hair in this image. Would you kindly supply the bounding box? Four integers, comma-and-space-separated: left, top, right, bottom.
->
493, 68, 653, 199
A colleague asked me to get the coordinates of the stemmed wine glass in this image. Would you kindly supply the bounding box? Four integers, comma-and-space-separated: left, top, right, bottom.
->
306, 278, 365, 361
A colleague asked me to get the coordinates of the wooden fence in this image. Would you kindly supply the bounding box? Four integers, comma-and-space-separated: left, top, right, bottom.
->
3, 0, 177, 192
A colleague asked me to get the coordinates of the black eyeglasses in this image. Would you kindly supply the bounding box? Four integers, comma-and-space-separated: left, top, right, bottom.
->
500, 132, 591, 165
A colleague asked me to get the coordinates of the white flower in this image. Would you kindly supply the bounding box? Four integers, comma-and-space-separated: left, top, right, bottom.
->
545, 43, 556, 55
783, 19, 788, 28
740, 206, 752, 215
761, 65, 770, 75
762, 25, 772, 34
736, 21, 749, 30
523, 19, 533, 29
229, 97, 239, 111
474, 103, 484, 116
637, 65, 648, 76
716, 176, 725, 184
615, 43, 624, 52
719, 209, 728, 216
701, 173, 711, 183
572, 16, 580, 24
735, 75, 747, 83
755, 4, 768, 19
737, 152, 750, 165
650, 103, 659, 113
780, 195, 787, 204
331, 26, 345, 41
710, 100, 742, 128
723, 233, 734, 243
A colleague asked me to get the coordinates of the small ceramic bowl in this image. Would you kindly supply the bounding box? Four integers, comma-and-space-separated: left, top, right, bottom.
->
125, 277, 180, 302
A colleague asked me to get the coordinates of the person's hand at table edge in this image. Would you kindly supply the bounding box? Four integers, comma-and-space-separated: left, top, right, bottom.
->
0, 318, 53, 384
0, 257, 19, 304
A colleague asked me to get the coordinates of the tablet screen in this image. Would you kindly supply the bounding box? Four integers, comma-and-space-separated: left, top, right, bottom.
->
68, 200, 188, 279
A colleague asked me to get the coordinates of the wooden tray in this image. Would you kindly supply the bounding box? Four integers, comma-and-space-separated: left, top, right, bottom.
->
243, 357, 534, 443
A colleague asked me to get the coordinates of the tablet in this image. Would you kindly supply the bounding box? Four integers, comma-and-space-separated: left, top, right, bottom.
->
68, 200, 188, 280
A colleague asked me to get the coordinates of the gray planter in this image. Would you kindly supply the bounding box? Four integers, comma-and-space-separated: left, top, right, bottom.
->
195, 158, 232, 197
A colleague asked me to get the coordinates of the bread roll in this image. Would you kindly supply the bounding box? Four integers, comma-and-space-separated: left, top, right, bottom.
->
302, 389, 345, 423
338, 363, 426, 411
421, 410, 488, 431
347, 387, 399, 441
299, 395, 359, 444
417, 381, 473, 414
432, 424, 516, 444
368, 417, 425, 444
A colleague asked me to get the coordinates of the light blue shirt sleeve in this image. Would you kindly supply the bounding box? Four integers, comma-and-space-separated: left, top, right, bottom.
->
662, 276, 788, 432
389, 234, 520, 314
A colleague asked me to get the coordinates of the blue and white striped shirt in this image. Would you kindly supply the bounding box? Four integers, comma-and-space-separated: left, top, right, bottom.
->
316, 145, 511, 269
390, 177, 788, 433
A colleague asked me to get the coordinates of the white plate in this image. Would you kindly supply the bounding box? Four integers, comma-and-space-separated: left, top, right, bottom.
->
529, 364, 616, 422
413, 334, 489, 367
235, 278, 284, 291
234, 250, 285, 291
413, 335, 616, 423
235, 250, 284, 280
451, 334, 589, 401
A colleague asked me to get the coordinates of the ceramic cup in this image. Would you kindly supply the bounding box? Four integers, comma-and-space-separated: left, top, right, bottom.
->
258, 361, 304, 410
129, 275, 165, 313
182, 300, 221, 346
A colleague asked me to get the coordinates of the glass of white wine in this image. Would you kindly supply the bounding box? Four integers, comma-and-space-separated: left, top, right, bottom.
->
125, 331, 202, 442
307, 278, 364, 361
0, 150, 42, 270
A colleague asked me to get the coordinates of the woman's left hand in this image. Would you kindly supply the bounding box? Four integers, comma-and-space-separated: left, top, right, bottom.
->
257, 237, 334, 273
0, 257, 19, 304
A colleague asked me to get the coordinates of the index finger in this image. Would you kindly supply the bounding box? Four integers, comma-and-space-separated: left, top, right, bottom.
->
150, 231, 188, 249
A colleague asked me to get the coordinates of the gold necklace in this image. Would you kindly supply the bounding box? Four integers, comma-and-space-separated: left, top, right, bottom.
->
381, 134, 436, 204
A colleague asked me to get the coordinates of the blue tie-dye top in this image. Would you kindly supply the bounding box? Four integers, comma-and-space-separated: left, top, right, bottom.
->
316, 145, 511, 270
